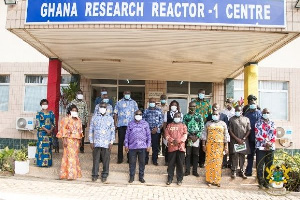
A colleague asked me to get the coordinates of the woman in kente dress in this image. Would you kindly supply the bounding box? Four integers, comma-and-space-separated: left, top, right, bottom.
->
57, 104, 83, 180
201, 110, 230, 187
35, 99, 55, 167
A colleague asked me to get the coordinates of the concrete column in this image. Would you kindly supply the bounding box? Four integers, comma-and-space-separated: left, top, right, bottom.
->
244, 63, 258, 104
47, 58, 61, 133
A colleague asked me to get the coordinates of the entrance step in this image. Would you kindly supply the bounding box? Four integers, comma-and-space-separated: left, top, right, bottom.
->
23, 145, 257, 188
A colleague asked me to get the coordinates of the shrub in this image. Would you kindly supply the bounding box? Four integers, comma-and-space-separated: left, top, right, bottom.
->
13, 149, 28, 162
0, 147, 14, 172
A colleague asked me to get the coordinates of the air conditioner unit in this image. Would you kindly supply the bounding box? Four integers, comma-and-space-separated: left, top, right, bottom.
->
276, 127, 293, 148
16, 117, 34, 131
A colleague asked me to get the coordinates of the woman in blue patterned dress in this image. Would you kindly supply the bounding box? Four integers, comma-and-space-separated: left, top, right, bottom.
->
35, 99, 55, 167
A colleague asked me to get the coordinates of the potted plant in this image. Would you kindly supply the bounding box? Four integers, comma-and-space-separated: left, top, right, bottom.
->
13, 149, 29, 175
27, 141, 37, 159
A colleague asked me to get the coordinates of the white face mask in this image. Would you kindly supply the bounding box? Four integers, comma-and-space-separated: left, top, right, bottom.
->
174, 117, 181, 123
41, 105, 48, 110
71, 111, 78, 118
135, 115, 142, 121
99, 108, 106, 114
171, 106, 177, 112
77, 94, 83, 100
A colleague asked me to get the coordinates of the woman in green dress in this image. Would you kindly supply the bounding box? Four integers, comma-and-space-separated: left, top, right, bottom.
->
35, 99, 55, 167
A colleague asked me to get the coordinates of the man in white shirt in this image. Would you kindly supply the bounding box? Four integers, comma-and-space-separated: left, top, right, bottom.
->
221, 98, 235, 120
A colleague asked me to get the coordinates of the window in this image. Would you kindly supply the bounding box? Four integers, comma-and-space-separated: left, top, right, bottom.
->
167, 81, 188, 94
259, 81, 288, 120
24, 75, 72, 112
233, 80, 244, 102
24, 76, 47, 112
0, 75, 10, 111
233, 80, 288, 120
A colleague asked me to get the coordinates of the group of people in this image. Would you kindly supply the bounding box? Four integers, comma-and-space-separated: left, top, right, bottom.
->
34, 88, 276, 189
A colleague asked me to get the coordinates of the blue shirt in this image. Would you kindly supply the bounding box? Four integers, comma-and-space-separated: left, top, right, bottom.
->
89, 114, 115, 148
114, 98, 138, 127
94, 104, 113, 117
143, 107, 164, 133
244, 109, 262, 142
95, 97, 114, 108
124, 120, 151, 149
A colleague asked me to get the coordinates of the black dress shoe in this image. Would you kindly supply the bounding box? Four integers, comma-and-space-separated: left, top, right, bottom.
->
129, 177, 134, 183
117, 160, 123, 164
101, 177, 107, 183
245, 173, 252, 177
92, 177, 97, 182
166, 180, 172, 185
184, 172, 190, 176
199, 164, 204, 168
139, 178, 146, 183
177, 181, 182, 186
192, 172, 200, 177
153, 162, 158, 166
80, 150, 84, 153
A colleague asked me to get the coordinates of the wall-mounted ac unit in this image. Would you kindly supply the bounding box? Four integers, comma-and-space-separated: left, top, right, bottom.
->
16, 117, 34, 131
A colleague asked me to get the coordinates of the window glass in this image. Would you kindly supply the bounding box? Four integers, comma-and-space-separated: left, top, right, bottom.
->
118, 80, 145, 85
24, 85, 47, 112
190, 82, 213, 95
91, 79, 117, 85
0, 75, 10, 83
167, 81, 188, 94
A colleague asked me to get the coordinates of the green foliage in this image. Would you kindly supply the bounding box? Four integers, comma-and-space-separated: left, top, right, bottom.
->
28, 141, 37, 146
13, 149, 28, 162
0, 147, 14, 172
61, 82, 79, 106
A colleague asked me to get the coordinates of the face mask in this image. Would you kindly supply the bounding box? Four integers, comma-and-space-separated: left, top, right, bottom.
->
102, 99, 109, 104
135, 115, 142, 121
171, 106, 177, 112
235, 112, 241, 117
161, 99, 166, 104
41, 105, 48, 110
149, 103, 156, 108
212, 115, 219, 121
249, 104, 257, 110
71, 111, 78, 118
198, 93, 205, 99
77, 94, 83, 100
174, 117, 181, 123
101, 91, 107, 95
99, 108, 106, 114
124, 94, 130, 100
262, 114, 270, 120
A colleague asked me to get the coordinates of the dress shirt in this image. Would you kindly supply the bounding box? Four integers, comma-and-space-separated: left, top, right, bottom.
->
143, 107, 164, 133
114, 98, 138, 127
124, 120, 151, 149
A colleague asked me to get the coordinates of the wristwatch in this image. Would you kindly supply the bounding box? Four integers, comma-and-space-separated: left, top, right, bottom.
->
242, 137, 246, 140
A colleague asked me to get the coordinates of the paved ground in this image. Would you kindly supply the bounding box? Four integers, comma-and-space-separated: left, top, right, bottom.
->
0, 176, 299, 200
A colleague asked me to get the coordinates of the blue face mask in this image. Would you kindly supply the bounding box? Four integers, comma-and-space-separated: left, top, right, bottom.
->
149, 103, 156, 108
212, 115, 219, 121
198, 93, 205, 99
161, 99, 166, 104
102, 98, 109, 104
124, 94, 130, 100
101, 91, 107, 95
262, 114, 270, 120
235, 112, 241, 117
249, 104, 257, 110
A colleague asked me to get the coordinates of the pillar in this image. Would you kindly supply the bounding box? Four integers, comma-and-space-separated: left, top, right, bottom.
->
224, 78, 234, 100
244, 63, 258, 105
47, 58, 61, 133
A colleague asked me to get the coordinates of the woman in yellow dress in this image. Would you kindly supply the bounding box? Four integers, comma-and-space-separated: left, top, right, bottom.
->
202, 110, 230, 187
57, 104, 83, 180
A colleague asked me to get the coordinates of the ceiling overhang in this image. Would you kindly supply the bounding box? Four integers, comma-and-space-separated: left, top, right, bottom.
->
9, 28, 299, 82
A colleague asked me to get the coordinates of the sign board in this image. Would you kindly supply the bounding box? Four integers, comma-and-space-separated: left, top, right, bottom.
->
148, 91, 163, 98
25, 0, 286, 27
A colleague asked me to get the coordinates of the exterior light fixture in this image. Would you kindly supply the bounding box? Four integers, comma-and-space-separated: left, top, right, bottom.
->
4, 0, 18, 5
296, 0, 300, 8
126, 79, 130, 84
180, 81, 184, 85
